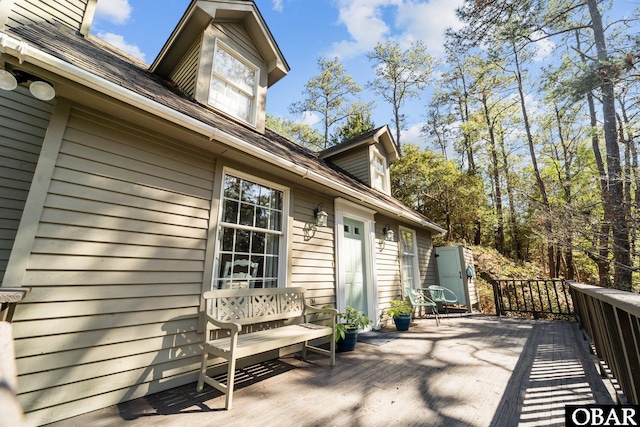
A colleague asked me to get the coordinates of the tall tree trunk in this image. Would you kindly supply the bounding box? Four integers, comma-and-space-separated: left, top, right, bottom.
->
499, 128, 523, 260
555, 105, 575, 279
576, 30, 610, 287
481, 92, 505, 254
587, 0, 631, 289
512, 42, 555, 277
618, 100, 639, 272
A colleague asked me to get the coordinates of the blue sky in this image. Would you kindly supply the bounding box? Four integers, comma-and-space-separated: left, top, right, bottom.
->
90, 0, 635, 148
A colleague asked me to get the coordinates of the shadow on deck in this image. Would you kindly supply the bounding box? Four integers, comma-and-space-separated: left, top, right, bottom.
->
51, 316, 615, 427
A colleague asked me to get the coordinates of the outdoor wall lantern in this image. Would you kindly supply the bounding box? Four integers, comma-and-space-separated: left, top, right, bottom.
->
313, 203, 328, 227
0, 68, 56, 101
382, 225, 394, 242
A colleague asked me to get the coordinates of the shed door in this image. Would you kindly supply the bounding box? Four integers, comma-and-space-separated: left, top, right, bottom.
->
435, 246, 467, 306
343, 218, 367, 314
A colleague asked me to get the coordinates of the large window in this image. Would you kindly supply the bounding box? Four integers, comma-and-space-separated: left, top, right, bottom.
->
208, 42, 258, 124
216, 173, 286, 289
400, 228, 419, 289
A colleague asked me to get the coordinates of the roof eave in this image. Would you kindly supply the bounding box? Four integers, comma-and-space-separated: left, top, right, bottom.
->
0, 30, 440, 234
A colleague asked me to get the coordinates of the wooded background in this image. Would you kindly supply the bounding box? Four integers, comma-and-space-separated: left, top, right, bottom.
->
269, 0, 639, 290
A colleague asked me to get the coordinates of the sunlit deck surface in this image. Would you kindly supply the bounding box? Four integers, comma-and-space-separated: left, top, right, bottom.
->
53, 315, 615, 427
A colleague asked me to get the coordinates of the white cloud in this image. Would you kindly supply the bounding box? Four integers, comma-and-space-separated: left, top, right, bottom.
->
530, 31, 555, 62
394, 0, 464, 54
330, 0, 402, 59
94, 0, 132, 25
96, 32, 146, 61
273, 0, 284, 12
330, 0, 463, 59
298, 111, 321, 127
400, 123, 427, 147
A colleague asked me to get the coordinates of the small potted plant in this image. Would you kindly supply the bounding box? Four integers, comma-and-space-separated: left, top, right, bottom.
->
386, 299, 413, 331
335, 306, 372, 352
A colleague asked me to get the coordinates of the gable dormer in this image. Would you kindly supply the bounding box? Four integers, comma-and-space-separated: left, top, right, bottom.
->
0, 0, 98, 35
319, 125, 399, 196
151, 0, 289, 133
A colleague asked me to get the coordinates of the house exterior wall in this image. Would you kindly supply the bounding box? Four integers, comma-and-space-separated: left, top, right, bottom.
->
462, 246, 479, 309
290, 191, 335, 307
2, 0, 94, 34
169, 33, 203, 98
0, 87, 53, 284
10, 103, 216, 426
375, 220, 401, 324
326, 145, 370, 185
418, 230, 437, 285
4, 99, 442, 425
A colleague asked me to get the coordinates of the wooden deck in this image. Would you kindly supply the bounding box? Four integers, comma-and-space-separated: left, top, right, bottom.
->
50, 316, 615, 427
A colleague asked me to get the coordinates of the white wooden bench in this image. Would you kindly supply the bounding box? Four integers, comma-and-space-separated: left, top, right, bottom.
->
196, 287, 337, 409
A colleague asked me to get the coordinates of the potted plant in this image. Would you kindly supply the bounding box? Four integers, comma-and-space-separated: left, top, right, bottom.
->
386, 299, 412, 331
335, 306, 372, 352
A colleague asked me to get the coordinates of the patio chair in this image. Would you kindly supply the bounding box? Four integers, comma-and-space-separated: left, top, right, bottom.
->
222, 259, 258, 289
427, 285, 459, 318
405, 287, 439, 326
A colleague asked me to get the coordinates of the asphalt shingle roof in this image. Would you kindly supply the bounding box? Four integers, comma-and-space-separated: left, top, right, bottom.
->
6, 22, 443, 233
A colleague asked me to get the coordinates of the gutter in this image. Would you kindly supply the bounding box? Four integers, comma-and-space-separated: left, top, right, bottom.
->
0, 32, 446, 236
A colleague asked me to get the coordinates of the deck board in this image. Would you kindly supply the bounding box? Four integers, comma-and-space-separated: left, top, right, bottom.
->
47, 316, 615, 427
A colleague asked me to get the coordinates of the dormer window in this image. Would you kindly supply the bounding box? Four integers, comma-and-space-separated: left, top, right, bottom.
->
371, 150, 389, 193
209, 41, 258, 125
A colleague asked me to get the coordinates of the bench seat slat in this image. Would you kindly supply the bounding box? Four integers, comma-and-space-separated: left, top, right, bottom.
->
205, 323, 332, 358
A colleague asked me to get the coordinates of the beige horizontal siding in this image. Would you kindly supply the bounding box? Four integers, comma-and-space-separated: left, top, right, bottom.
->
0, 87, 53, 284
214, 21, 263, 62
418, 231, 437, 285
13, 104, 215, 426
290, 194, 335, 298
375, 219, 402, 320
8, 0, 87, 31
7, 0, 87, 30
328, 148, 370, 185
169, 33, 202, 98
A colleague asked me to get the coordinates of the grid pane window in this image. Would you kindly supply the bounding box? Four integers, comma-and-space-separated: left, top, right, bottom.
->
217, 174, 284, 289
400, 229, 418, 289
372, 153, 387, 192
209, 44, 257, 124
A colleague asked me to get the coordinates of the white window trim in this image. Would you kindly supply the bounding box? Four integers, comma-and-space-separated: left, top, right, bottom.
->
208, 39, 259, 126
334, 197, 379, 328
370, 148, 390, 194
211, 167, 290, 290
399, 226, 420, 292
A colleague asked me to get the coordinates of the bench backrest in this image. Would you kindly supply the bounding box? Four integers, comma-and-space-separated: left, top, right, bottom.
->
202, 287, 307, 326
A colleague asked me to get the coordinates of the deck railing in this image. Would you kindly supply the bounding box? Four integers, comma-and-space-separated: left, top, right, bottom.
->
570, 282, 640, 404
491, 279, 574, 319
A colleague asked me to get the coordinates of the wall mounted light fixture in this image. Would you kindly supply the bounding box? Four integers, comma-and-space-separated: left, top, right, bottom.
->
313, 203, 328, 227
0, 69, 18, 90
0, 68, 56, 101
382, 225, 394, 242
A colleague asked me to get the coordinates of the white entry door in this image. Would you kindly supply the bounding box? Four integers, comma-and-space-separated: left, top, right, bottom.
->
343, 217, 367, 314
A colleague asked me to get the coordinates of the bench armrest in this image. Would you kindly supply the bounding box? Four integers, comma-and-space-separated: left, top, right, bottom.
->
204, 313, 242, 335
304, 305, 337, 316
304, 305, 337, 328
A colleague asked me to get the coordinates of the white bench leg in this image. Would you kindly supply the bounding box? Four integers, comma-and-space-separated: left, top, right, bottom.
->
225, 357, 237, 410
330, 336, 335, 367
196, 349, 208, 392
